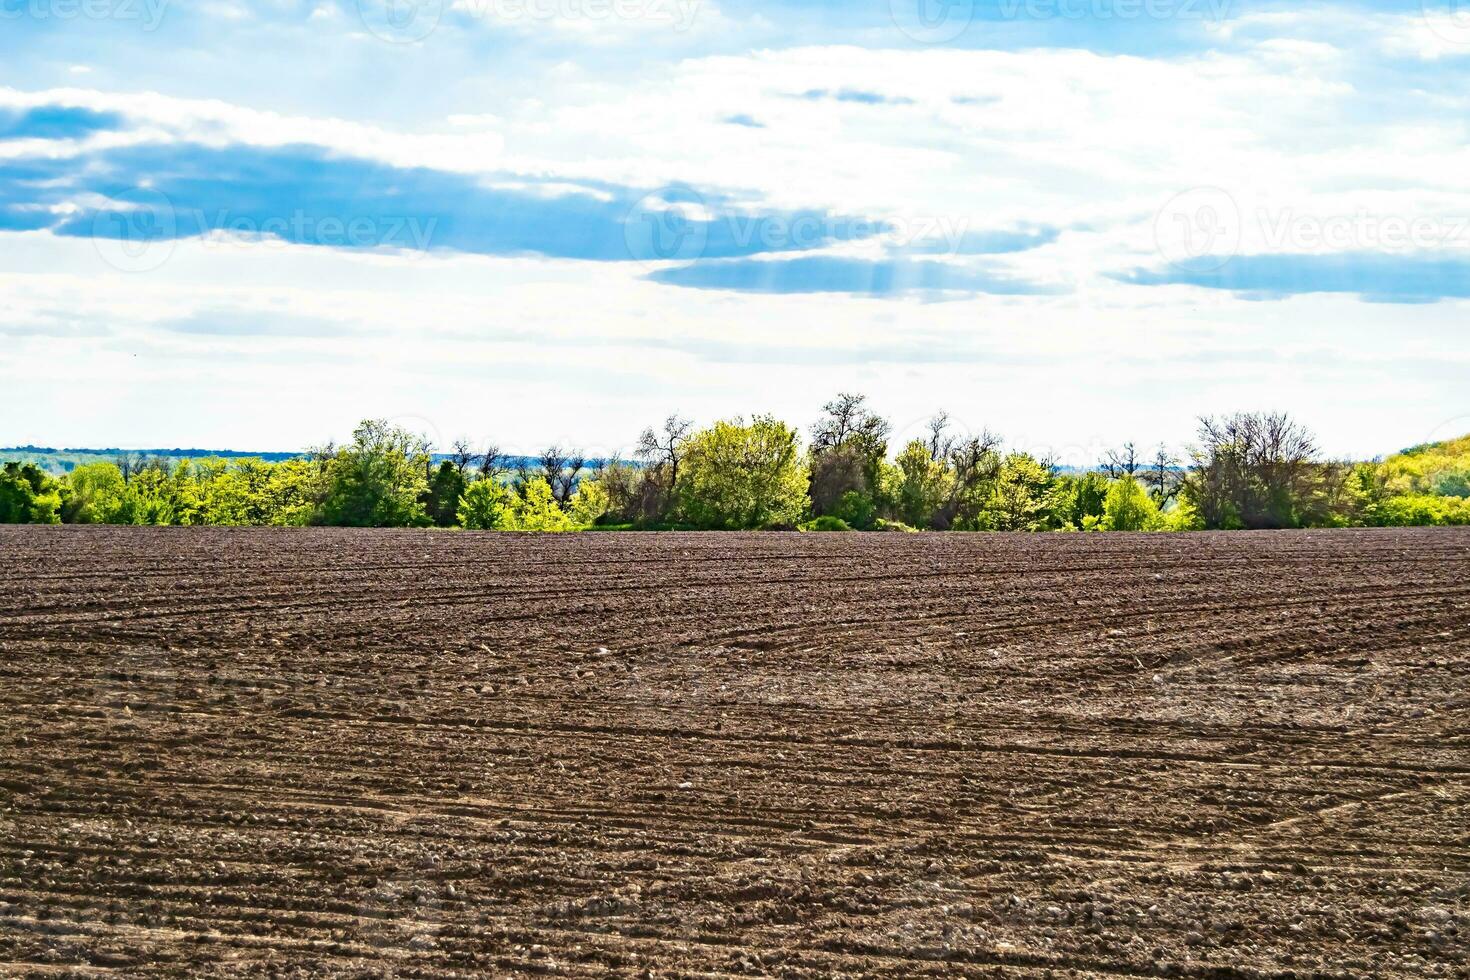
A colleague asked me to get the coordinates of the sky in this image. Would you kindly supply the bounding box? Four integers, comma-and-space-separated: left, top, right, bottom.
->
1, 0, 1468, 464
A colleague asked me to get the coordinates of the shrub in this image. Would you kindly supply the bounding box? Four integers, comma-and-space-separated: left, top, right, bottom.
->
316, 420, 430, 527
832, 489, 876, 529
0, 462, 62, 524
1103, 476, 1160, 531
802, 515, 852, 532
569, 477, 611, 527
679, 415, 809, 530
509, 477, 575, 531
458, 478, 514, 530
1367, 494, 1470, 526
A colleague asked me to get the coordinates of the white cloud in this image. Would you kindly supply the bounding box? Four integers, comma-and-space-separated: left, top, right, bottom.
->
4, 5, 1470, 452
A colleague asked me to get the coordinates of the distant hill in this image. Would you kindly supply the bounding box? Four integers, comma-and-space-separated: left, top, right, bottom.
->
1379, 433, 1470, 497
1, 446, 547, 476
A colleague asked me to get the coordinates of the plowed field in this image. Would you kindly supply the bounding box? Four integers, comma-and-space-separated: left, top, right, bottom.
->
1, 526, 1467, 978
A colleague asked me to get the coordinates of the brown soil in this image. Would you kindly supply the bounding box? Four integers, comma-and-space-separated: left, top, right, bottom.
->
0, 526, 1467, 978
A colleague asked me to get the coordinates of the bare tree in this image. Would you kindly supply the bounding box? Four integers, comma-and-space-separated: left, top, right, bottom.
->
1186, 411, 1338, 528
477, 443, 507, 480
949, 431, 1004, 492
449, 438, 480, 476
538, 445, 585, 506
113, 452, 154, 484
513, 454, 535, 491
1143, 444, 1180, 506
538, 444, 567, 491
114, 452, 135, 484
1102, 442, 1140, 479
811, 392, 890, 455
932, 430, 1003, 529
636, 414, 693, 516
559, 451, 586, 506
925, 411, 954, 462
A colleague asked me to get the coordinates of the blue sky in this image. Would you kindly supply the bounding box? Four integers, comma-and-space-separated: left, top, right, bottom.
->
2, 0, 1468, 458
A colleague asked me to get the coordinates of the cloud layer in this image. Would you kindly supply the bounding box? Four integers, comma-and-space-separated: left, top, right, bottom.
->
2, 1, 1469, 454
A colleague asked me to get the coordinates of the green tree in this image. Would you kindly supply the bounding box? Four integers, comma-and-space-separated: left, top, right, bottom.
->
977, 453, 1054, 531
0, 462, 62, 524
1183, 412, 1345, 529
458, 478, 514, 530
316, 420, 431, 527
890, 440, 950, 529
1046, 472, 1109, 531
119, 463, 185, 525
808, 393, 889, 520
61, 462, 128, 523
569, 477, 612, 526
511, 477, 575, 531
679, 415, 809, 529
423, 460, 466, 527
1103, 475, 1160, 531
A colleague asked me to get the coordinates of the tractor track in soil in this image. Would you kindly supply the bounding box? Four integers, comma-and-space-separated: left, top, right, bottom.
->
0, 525, 1466, 977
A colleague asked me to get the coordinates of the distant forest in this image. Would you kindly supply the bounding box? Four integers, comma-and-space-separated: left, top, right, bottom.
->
3, 397, 1468, 531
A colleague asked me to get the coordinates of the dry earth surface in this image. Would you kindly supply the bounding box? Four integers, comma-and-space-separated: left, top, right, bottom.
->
0, 526, 1467, 978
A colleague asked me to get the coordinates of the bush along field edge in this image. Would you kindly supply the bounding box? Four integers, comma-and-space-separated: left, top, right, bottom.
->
4, 397, 1469, 532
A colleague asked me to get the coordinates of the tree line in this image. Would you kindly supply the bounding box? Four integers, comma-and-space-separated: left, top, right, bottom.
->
3, 400, 1468, 530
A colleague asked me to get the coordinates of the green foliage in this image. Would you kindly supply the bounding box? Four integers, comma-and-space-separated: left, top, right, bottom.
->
1103, 476, 1160, 531
458, 478, 514, 530
802, 515, 853, 532
568, 477, 612, 527
1364, 493, 1470, 527
510, 477, 575, 531
973, 453, 1054, 531
16, 414, 1470, 536
890, 440, 951, 529
457, 476, 575, 531
1377, 433, 1470, 498
1157, 499, 1205, 532
316, 420, 430, 528
61, 463, 128, 523
832, 489, 876, 529
423, 460, 466, 527
1046, 472, 1109, 531
679, 415, 809, 529
0, 462, 62, 524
